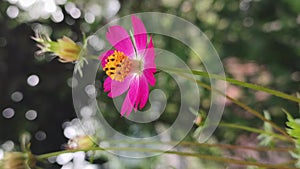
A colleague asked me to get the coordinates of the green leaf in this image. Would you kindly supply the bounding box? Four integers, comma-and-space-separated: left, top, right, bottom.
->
284, 109, 300, 167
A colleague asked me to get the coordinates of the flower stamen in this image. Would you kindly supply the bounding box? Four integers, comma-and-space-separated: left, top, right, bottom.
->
103, 50, 132, 82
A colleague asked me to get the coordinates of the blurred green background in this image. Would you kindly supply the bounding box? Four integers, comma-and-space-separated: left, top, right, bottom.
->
0, 0, 299, 168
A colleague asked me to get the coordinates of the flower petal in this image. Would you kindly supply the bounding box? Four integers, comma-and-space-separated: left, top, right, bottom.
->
109, 75, 132, 97
103, 77, 112, 93
103, 76, 133, 98
99, 50, 114, 68
132, 15, 147, 52
128, 77, 139, 111
143, 69, 156, 86
121, 93, 133, 116
136, 76, 149, 109
121, 77, 139, 116
144, 37, 156, 70
106, 26, 134, 56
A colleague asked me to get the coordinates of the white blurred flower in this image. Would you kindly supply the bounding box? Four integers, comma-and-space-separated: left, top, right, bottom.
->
57, 152, 98, 169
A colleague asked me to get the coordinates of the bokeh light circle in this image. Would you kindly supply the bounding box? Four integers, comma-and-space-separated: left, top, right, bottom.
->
25, 110, 38, 120
2, 108, 15, 119
27, 74, 40, 86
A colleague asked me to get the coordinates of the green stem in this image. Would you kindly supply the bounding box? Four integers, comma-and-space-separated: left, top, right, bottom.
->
36, 147, 296, 169
159, 67, 300, 103
85, 55, 99, 60
177, 73, 293, 141
103, 140, 293, 152
219, 122, 289, 141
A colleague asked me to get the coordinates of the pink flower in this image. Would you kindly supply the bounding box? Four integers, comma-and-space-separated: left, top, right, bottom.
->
99, 15, 156, 116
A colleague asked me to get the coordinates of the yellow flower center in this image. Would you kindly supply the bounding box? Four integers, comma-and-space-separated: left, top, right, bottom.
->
103, 50, 132, 82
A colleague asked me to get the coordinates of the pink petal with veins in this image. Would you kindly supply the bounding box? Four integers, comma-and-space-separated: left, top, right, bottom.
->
121, 77, 139, 116
132, 15, 147, 51
136, 76, 149, 109
103, 76, 133, 98
109, 76, 132, 97
143, 69, 156, 86
106, 26, 134, 57
144, 37, 155, 69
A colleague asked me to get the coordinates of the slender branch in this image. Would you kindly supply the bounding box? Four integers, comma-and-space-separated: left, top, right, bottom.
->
159, 67, 300, 103
102, 139, 293, 152
219, 122, 289, 141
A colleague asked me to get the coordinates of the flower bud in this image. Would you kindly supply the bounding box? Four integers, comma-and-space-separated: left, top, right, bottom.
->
32, 33, 81, 63
66, 135, 96, 150
0, 152, 36, 169
54, 36, 81, 62
194, 115, 203, 126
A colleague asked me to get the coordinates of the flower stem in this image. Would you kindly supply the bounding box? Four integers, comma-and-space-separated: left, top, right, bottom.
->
159, 67, 300, 103
219, 122, 289, 141
102, 139, 293, 152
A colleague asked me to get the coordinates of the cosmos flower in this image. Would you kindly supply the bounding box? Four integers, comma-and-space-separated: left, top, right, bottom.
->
32, 33, 81, 63
99, 15, 156, 116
